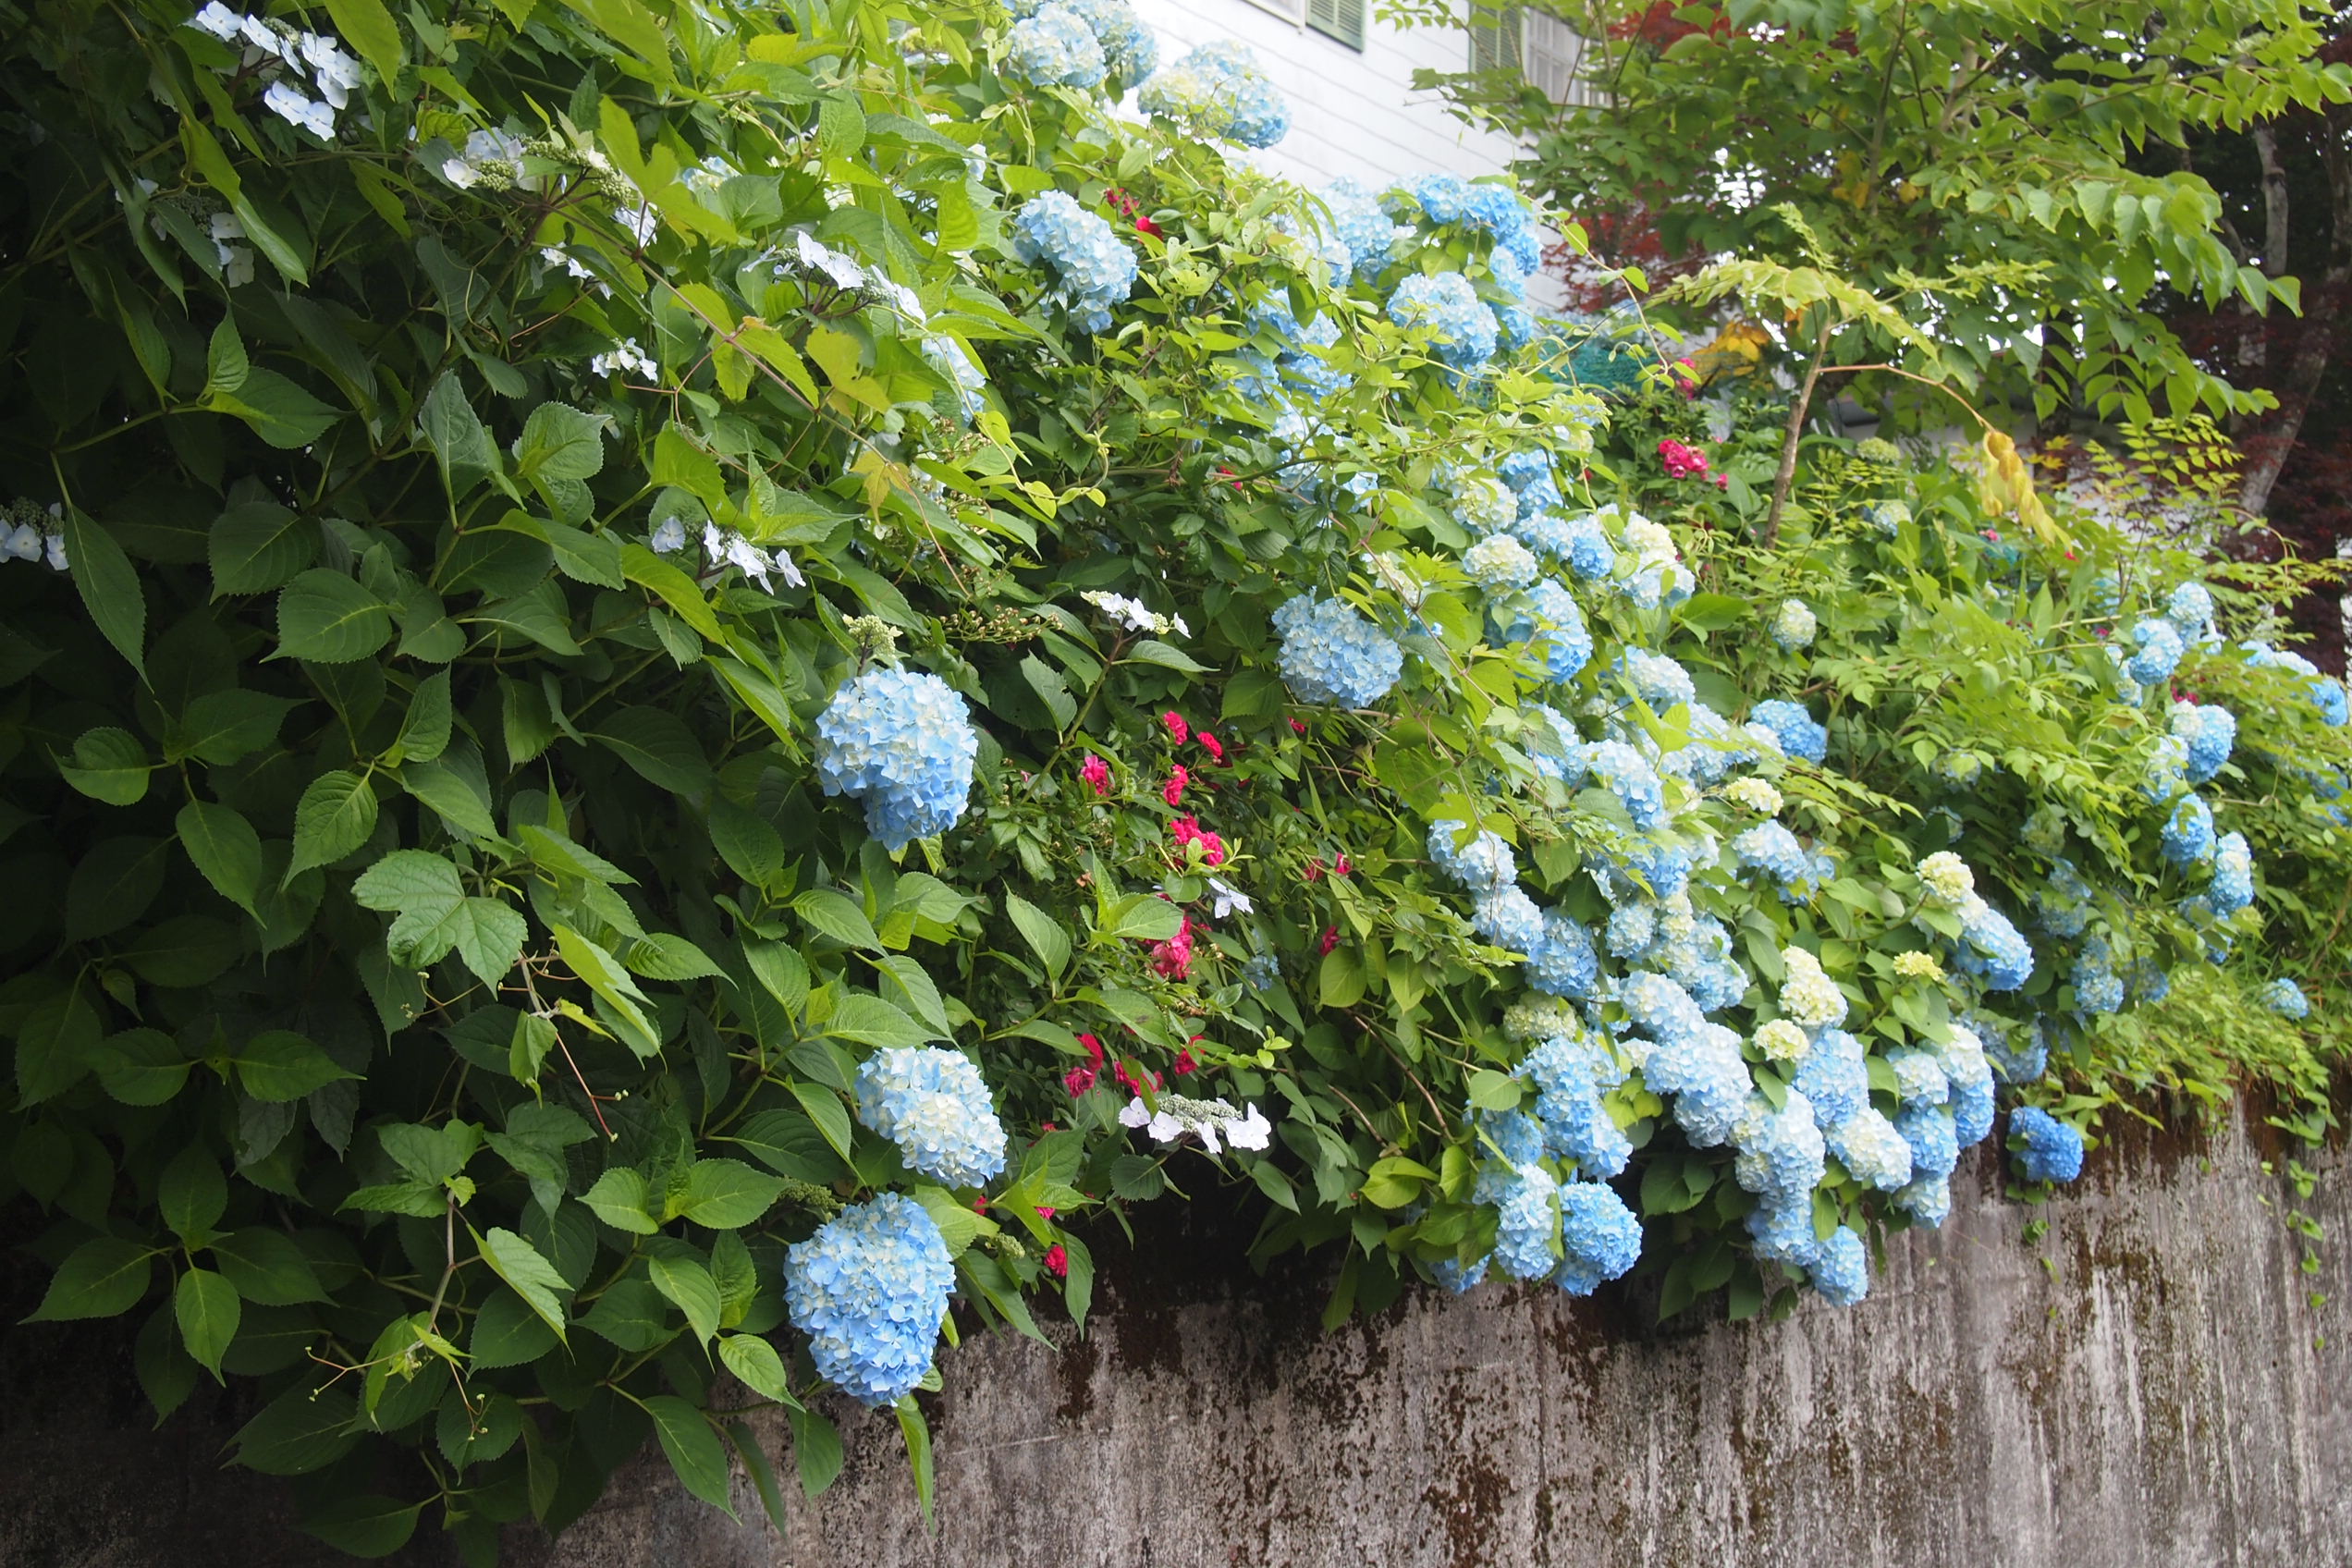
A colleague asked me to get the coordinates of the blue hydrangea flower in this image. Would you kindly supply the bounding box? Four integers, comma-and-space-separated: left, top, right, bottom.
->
1323, 178, 1403, 282
1893, 1171, 1951, 1227
1552, 1181, 1643, 1295
1500, 580, 1592, 683
1982, 1016, 2049, 1085
1003, 5, 1106, 86
1011, 190, 1136, 333
1138, 41, 1288, 146
2260, 977, 2310, 1019
1750, 699, 1828, 764
1938, 1029, 1997, 1147
1432, 1254, 1488, 1292
2070, 935, 2124, 1014
1489, 1161, 1561, 1280
853, 1046, 1007, 1187
2142, 733, 2188, 802
1387, 271, 1500, 369
1807, 1224, 1869, 1305
1733, 1089, 1826, 1206
2034, 858, 2094, 938
2010, 1106, 2084, 1182
1747, 1197, 1822, 1269
815, 668, 980, 851
1525, 704, 1588, 786
1406, 172, 1471, 224
1472, 886, 1546, 954
1733, 822, 1812, 888
1525, 1035, 1630, 1176
1064, 0, 1157, 80
1825, 1108, 1913, 1191
2239, 643, 2349, 722
1554, 512, 1618, 581
1427, 817, 1514, 891
1528, 913, 1602, 998
2125, 618, 2185, 685
2165, 581, 2215, 639
2172, 701, 2236, 782
1956, 897, 2035, 990
1886, 1048, 1949, 1107
1893, 1102, 1959, 1181
2205, 830, 2254, 914
1643, 1017, 1749, 1148
2162, 793, 2215, 867
1614, 648, 1696, 712
1477, 1107, 1547, 1168
1584, 740, 1666, 829
1271, 591, 1404, 706
1794, 1027, 1868, 1127
783, 1194, 955, 1407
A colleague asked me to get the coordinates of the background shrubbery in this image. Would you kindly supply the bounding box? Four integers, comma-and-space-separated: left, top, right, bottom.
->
1, 0, 2346, 1559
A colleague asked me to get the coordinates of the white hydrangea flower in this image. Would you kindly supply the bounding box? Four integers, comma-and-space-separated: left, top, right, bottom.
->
590, 338, 657, 380
1917, 851, 1975, 906
263, 80, 336, 141
1119, 1094, 1272, 1156
1206, 878, 1252, 919
1754, 1019, 1808, 1063
793, 229, 868, 289
1721, 777, 1782, 815
190, 2, 243, 41
616, 202, 657, 246
1893, 950, 1945, 982
296, 31, 364, 108
1080, 590, 1185, 636
1779, 946, 1847, 1028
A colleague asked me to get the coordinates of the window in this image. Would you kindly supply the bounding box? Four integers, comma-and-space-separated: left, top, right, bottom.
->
1468, 6, 1600, 106
1306, 0, 1366, 50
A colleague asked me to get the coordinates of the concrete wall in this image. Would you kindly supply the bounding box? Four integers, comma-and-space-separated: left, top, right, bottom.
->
6, 1098, 2346, 1566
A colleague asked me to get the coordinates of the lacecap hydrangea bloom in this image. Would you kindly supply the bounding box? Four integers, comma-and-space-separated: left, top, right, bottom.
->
852, 1047, 1007, 1187
783, 1194, 955, 1407
1386, 271, 1500, 370
1010, 190, 1137, 334
2009, 1106, 2085, 1183
1003, 4, 1105, 87
815, 668, 980, 851
1138, 40, 1288, 147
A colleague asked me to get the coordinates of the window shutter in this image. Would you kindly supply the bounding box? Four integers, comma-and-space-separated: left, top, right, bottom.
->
1466, 5, 1523, 74
1305, 0, 1366, 50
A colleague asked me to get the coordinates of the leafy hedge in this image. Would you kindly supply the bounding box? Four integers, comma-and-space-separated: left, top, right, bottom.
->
2, 0, 2346, 1559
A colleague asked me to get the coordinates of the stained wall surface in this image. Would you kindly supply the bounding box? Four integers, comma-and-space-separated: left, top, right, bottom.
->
4, 1101, 2346, 1567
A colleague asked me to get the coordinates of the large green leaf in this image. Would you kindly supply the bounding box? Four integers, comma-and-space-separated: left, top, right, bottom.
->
643, 1394, 736, 1518
174, 1267, 240, 1378
25, 1236, 153, 1321
288, 769, 379, 876
275, 570, 392, 663
473, 1227, 570, 1342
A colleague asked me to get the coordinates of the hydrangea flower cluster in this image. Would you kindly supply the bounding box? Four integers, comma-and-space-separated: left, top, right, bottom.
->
1464, 533, 1538, 591
1271, 592, 1404, 707
190, 5, 363, 142
782, 1194, 955, 1407
815, 668, 981, 851
1771, 598, 1818, 650
1138, 41, 1288, 147
2260, 978, 2310, 1019
1750, 699, 1828, 765
2171, 700, 2236, 783
1004, 5, 1105, 86
1499, 581, 1594, 684
2009, 1107, 2085, 1183
2, 500, 67, 573
1386, 272, 1500, 370
853, 1047, 1008, 1187
1011, 191, 1138, 334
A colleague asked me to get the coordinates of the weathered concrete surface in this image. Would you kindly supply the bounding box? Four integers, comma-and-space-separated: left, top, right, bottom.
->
520, 1102, 2352, 1568
4, 1098, 2346, 1567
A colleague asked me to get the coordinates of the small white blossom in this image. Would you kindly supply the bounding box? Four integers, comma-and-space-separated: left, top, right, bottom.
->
43, 532, 68, 572
5, 524, 42, 561
190, 3, 243, 41
649, 516, 687, 555
263, 80, 335, 141
296, 31, 364, 108
1225, 1103, 1272, 1151
1721, 777, 1782, 815
1080, 590, 1182, 637
616, 202, 657, 247
1120, 1094, 1274, 1156
1206, 878, 1253, 919
590, 338, 657, 380
793, 230, 867, 289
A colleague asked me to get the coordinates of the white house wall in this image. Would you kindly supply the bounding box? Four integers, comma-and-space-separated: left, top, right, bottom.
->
1126, 0, 1524, 192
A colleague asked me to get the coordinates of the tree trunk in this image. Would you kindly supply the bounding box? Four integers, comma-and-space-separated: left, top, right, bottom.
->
2242, 115, 2352, 518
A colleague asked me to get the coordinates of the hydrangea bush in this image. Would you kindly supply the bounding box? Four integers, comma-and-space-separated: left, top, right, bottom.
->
1, 0, 2346, 1559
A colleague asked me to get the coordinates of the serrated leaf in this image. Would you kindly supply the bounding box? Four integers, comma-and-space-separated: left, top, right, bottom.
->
61, 508, 146, 676
233, 1030, 359, 1101
210, 1228, 329, 1305
288, 769, 378, 877
643, 1394, 736, 1518
92, 1027, 191, 1106
718, 1334, 789, 1402
172, 688, 298, 766
678, 1159, 783, 1229
743, 941, 809, 1014
582, 1168, 660, 1234
650, 1254, 721, 1346
621, 931, 722, 980
25, 1236, 153, 1321
474, 1226, 570, 1341
210, 502, 317, 596
512, 401, 606, 482
300, 1495, 423, 1559
389, 670, 453, 764
60, 727, 153, 805
178, 800, 263, 913
793, 888, 881, 950
552, 924, 660, 1057
174, 1267, 239, 1378
1002, 892, 1071, 983
789, 1406, 843, 1500
275, 570, 391, 663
